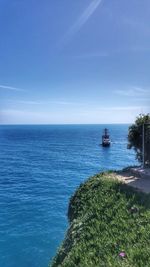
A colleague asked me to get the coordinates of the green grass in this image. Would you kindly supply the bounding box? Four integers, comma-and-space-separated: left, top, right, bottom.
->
50, 172, 150, 267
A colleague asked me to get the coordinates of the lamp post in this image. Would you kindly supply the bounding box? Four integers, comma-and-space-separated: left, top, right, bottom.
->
142, 124, 145, 168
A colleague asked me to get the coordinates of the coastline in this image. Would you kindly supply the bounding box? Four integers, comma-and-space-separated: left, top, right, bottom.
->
50, 171, 150, 267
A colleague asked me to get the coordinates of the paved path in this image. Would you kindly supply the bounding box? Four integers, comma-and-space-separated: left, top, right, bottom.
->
115, 168, 150, 194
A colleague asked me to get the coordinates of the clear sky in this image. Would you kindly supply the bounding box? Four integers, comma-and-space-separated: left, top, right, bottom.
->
0, 0, 150, 124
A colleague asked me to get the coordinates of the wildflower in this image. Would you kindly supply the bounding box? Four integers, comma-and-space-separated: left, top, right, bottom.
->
119, 252, 126, 259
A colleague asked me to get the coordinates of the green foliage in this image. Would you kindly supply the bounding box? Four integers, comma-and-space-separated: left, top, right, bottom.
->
50, 173, 150, 267
128, 113, 150, 163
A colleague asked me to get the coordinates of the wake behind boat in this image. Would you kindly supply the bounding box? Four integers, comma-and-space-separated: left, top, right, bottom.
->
101, 128, 111, 147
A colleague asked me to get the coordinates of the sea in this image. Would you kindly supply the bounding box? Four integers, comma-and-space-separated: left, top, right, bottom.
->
0, 124, 138, 267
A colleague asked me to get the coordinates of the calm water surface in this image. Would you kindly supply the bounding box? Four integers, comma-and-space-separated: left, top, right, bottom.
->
0, 125, 137, 267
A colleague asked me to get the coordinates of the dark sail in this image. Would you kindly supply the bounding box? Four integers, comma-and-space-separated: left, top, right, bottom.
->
102, 128, 111, 146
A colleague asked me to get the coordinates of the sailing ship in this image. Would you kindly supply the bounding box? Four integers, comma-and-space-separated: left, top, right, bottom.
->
102, 128, 111, 147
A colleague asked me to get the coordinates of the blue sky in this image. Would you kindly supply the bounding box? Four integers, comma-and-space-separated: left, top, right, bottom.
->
0, 0, 150, 124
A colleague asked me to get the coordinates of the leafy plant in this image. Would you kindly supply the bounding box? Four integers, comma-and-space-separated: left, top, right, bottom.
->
128, 113, 150, 164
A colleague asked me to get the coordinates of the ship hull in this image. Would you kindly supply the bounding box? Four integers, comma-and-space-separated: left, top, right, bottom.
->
102, 142, 110, 147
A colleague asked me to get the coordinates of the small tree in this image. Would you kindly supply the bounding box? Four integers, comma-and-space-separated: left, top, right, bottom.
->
128, 113, 150, 165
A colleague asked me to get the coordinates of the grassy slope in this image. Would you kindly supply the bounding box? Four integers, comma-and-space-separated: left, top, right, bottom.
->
51, 172, 150, 267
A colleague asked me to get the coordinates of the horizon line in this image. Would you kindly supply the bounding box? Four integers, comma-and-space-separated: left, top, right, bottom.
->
0, 123, 132, 126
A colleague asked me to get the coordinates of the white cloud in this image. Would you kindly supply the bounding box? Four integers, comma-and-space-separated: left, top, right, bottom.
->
96, 106, 149, 111
8, 99, 84, 106
73, 51, 108, 59
128, 46, 150, 52
0, 84, 25, 92
115, 87, 150, 97
0, 109, 52, 124
1, 105, 149, 124
12, 100, 43, 105
122, 17, 150, 37
50, 100, 83, 106
61, 0, 103, 46
75, 106, 150, 124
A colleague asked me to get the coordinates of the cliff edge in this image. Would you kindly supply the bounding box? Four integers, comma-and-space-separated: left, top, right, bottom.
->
50, 172, 150, 267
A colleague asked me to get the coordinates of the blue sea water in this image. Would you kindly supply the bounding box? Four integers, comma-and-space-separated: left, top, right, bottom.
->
0, 124, 138, 267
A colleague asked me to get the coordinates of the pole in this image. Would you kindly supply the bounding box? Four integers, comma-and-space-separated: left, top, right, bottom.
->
142, 124, 145, 168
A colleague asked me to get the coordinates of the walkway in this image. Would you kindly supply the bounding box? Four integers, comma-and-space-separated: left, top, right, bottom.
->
116, 167, 150, 194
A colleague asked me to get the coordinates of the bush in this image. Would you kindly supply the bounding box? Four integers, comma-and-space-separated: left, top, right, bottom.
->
50, 173, 150, 267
